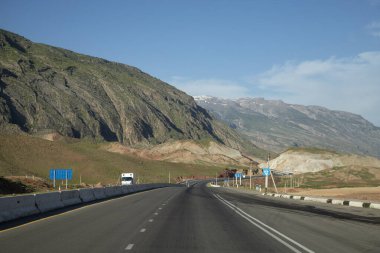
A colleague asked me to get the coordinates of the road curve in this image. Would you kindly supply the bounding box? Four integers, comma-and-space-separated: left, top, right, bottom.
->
1, 182, 379, 252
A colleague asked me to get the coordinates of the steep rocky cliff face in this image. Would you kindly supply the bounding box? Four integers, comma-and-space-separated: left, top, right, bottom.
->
0, 29, 253, 152
195, 96, 380, 158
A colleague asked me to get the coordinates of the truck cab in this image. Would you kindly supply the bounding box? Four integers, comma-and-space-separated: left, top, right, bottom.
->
121, 173, 134, 185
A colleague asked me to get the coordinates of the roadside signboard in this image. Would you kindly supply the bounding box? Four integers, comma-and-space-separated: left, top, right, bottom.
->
50, 169, 73, 188
262, 168, 271, 176
50, 169, 72, 180
234, 173, 242, 178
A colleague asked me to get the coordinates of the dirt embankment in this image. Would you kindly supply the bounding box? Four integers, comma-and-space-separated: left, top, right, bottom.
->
286, 187, 380, 202
0, 176, 52, 195
260, 149, 380, 174
103, 140, 257, 166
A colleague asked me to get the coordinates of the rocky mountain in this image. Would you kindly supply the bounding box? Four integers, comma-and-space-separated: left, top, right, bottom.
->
259, 147, 380, 174
194, 96, 380, 158
0, 29, 260, 156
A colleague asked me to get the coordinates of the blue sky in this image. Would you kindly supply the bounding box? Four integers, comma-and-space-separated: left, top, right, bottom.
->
1, 0, 380, 125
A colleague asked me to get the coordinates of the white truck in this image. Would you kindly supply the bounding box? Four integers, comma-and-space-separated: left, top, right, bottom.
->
121, 173, 134, 185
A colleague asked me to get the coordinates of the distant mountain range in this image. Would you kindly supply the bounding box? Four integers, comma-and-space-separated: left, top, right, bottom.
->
194, 96, 380, 158
0, 29, 264, 158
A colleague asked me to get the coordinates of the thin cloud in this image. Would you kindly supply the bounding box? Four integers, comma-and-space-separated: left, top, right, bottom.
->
170, 77, 249, 99
366, 21, 380, 37
255, 51, 380, 126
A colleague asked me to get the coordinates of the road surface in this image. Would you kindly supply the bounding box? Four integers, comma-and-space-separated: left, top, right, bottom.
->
1, 182, 379, 252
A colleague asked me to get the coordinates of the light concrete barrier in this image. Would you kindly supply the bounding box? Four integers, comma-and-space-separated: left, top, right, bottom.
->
105, 186, 122, 197
281, 195, 291, 199
129, 185, 137, 193
93, 188, 106, 200
121, 185, 130, 194
1, 183, 180, 224
370, 203, 380, 209
79, 188, 96, 203
35, 192, 64, 213
304, 197, 328, 203
292, 196, 302, 200
349, 201, 364, 208
60, 190, 81, 207
0, 194, 39, 223
331, 199, 344, 205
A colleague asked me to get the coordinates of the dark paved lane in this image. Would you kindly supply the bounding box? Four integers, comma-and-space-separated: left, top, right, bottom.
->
1, 182, 379, 253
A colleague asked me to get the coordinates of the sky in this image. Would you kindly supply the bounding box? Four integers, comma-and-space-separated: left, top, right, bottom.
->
1, 0, 380, 125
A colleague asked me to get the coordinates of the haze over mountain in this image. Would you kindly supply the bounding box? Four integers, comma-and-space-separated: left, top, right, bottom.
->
195, 96, 380, 158
0, 29, 261, 158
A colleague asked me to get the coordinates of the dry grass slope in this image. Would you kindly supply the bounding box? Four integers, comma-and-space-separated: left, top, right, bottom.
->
0, 134, 229, 185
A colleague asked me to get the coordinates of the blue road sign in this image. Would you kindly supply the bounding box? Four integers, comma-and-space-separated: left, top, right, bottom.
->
234, 173, 242, 178
50, 169, 73, 180
262, 168, 271, 176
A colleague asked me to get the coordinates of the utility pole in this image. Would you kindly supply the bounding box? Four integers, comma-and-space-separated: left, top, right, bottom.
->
65, 170, 68, 190
53, 170, 56, 188
270, 170, 278, 193
249, 167, 252, 190
265, 154, 269, 194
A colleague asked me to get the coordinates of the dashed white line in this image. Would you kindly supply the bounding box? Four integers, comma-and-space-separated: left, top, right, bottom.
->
149, 219, 154, 222
159, 207, 162, 210
140, 228, 146, 233
125, 244, 134, 250
154, 212, 159, 215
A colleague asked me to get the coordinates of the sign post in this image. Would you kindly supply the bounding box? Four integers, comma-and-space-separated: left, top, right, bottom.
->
65, 170, 68, 189
249, 167, 252, 190
50, 169, 73, 189
262, 168, 271, 193
234, 173, 242, 187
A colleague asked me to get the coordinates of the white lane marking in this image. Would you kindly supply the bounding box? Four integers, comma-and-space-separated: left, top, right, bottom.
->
214, 194, 315, 253
159, 207, 162, 210
154, 212, 159, 215
140, 228, 146, 233
125, 244, 134, 250
162, 203, 166, 206
149, 219, 154, 222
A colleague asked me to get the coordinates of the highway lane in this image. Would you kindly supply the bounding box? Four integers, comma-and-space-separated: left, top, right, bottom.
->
1, 182, 379, 252
212, 187, 380, 253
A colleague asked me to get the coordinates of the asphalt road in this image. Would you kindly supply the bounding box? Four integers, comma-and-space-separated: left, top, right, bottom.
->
1, 182, 379, 252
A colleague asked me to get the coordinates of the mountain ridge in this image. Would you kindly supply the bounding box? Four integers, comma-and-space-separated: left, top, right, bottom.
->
0, 29, 267, 159
194, 96, 380, 158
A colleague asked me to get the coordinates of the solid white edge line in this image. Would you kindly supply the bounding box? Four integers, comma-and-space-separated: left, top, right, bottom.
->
214, 194, 315, 253
125, 244, 134, 250
214, 194, 301, 253
216, 194, 315, 253
140, 228, 146, 233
